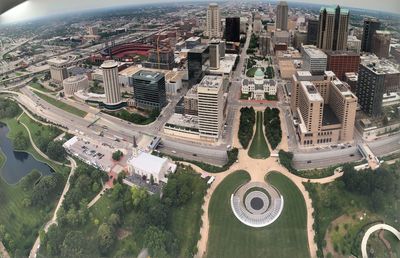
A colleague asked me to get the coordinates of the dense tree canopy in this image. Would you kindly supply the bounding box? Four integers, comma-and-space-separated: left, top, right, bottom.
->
238, 107, 256, 149
0, 99, 20, 119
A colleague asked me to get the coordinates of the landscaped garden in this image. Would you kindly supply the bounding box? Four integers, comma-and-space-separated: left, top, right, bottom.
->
238, 106, 255, 149
248, 111, 270, 159
0, 98, 69, 256
39, 165, 207, 258
305, 162, 400, 258
246, 67, 264, 77
33, 90, 87, 117
104, 108, 159, 125
206, 170, 309, 258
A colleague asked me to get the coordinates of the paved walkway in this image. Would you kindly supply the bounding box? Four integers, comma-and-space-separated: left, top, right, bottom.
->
87, 185, 110, 208
193, 106, 343, 258
0, 241, 10, 258
361, 223, 400, 258
29, 157, 77, 258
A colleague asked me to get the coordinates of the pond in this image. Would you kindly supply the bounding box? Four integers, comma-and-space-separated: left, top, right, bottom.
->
0, 122, 53, 184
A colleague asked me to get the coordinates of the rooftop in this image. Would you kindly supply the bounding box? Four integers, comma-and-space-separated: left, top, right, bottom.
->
186, 36, 201, 42
133, 70, 165, 80
63, 74, 87, 83
199, 75, 223, 89
325, 50, 360, 57
165, 113, 199, 129
301, 81, 323, 102
361, 59, 400, 75
101, 60, 118, 69
302, 45, 327, 59
129, 152, 168, 176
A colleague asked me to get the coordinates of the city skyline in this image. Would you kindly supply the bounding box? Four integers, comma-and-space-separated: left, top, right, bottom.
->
1, 0, 399, 24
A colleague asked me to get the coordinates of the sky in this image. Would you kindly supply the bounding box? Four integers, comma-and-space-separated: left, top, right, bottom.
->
0, 0, 399, 24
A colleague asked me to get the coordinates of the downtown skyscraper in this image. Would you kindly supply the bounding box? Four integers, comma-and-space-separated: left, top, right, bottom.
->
317, 6, 349, 51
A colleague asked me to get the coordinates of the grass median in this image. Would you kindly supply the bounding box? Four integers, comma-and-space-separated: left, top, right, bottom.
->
248, 111, 270, 159
33, 90, 87, 117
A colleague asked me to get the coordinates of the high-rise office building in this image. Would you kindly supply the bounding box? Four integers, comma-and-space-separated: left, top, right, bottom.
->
306, 19, 318, 45
225, 17, 240, 42
276, 1, 288, 31
371, 30, 391, 58
317, 6, 349, 51
357, 59, 400, 117
188, 45, 209, 86
132, 70, 167, 110
291, 71, 357, 146
48, 57, 70, 84
101, 60, 121, 105
326, 50, 360, 80
259, 31, 271, 56
206, 3, 222, 39
361, 18, 381, 52
302, 45, 327, 74
209, 41, 220, 69
197, 75, 224, 140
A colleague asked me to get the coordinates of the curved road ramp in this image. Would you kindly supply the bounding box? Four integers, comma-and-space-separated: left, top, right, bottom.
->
361, 223, 400, 258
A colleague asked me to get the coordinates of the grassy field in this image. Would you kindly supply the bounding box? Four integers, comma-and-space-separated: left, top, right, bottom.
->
29, 82, 52, 93
206, 171, 309, 258
248, 111, 270, 159
33, 90, 87, 117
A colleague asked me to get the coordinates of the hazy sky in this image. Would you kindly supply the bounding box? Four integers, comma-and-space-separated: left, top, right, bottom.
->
1, 0, 399, 24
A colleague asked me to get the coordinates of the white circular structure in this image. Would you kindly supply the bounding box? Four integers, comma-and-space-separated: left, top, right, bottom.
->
101, 60, 121, 105
361, 223, 400, 258
62, 74, 89, 97
231, 181, 284, 228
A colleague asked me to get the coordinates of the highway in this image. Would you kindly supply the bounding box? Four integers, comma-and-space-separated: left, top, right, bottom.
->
13, 87, 229, 166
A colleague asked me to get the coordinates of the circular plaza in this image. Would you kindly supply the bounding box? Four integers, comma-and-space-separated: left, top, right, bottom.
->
231, 181, 284, 228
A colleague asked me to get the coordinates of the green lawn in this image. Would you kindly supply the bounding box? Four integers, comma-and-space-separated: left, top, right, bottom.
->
33, 90, 87, 117
248, 111, 270, 159
29, 82, 53, 93
206, 171, 309, 258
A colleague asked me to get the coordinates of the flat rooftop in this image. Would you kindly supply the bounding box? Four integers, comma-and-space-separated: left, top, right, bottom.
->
302, 45, 327, 59
199, 75, 223, 89
165, 113, 199, 129
361, 59, 400, 75
322, 105, 340, 126
133, 70, 165, 80
208, 54, 238, 74
301, 81, 323, 102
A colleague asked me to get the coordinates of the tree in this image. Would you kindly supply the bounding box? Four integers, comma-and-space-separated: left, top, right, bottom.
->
61, 231, 86, 257
46, 141, 67, 162
131, 187, 148, 209
108, 213, 120, 227
97, 223, 115, 254
112, 150, 123, 161
143, 226, 171, 258
13, 131, 29, 150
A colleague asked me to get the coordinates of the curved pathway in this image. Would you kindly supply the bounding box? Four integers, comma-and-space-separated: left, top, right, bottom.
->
361, 223, 400, 258
17, 112, 70, 167
29, 157, 77, 258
